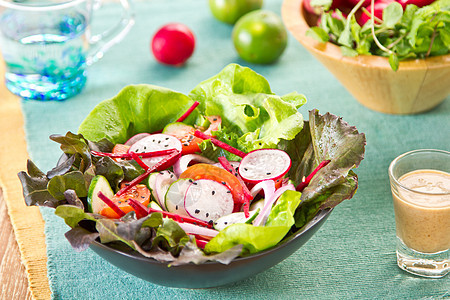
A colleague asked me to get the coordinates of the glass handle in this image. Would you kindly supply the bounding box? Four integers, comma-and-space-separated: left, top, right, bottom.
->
86, 0, 135, 65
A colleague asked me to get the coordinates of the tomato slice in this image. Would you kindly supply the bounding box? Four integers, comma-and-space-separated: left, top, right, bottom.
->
100, 183, 150, 218
204, 115, 221, 135
163, 116, 222, 155
112, 144, 130, 162
163, 123, 201, 154
179, 163, 245, 212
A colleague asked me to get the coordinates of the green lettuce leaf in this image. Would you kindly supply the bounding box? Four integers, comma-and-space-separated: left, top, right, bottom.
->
50, 132, 91, 172
18, 160, 59, 207
78, 84, 201, 144
205, 190, 302, 255
189, 64, 306, 152
279, 110, 365, 227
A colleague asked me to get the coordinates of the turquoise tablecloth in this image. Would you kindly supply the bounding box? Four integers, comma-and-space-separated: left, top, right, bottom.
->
21, 0, 449, 299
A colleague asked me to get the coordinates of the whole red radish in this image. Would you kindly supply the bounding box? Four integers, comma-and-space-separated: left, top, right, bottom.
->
347, 0, 371, 7
303, 0, 347, 15
330, 0, 349, 9
358, 0, 395, 25
303, 0, 322, 15
396, 0, 435, 8
151, 23, 195, 66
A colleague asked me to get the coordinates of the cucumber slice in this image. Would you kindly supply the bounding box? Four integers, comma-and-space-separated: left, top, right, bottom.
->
87, 175, 114, 213
149, 201, 163, 211
152, 170, 176, 210
162, 122, 194, 134
165, 178, 192, 216
249, 198, 265, 211
184, 179, 234, 223
213, 209, 260, 231
146, 172, 159, 192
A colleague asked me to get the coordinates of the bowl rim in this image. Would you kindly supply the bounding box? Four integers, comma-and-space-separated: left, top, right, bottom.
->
281, 0, 450, 70
91, 207, 333, 266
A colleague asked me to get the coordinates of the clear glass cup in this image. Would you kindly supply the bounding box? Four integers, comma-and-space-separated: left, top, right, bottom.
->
388, 149, 450, 278
0, 0, 134, 100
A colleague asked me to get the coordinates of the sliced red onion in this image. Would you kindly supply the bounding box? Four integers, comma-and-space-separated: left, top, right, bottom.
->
249, 180, 276, 199
173, 154, 215, 177
253, 183, 296, 227
177, 222, 219, 238
153, 171, 177, 210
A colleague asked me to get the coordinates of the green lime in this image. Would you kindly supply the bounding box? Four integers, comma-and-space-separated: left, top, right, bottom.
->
232, 10, 288, 64
209, 0, 263, 25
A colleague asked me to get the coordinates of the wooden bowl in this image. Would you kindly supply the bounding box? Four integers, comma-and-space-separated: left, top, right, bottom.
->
281, 0, 450, 114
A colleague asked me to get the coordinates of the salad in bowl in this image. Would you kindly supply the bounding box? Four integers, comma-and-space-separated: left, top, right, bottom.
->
18, 64, 365, 279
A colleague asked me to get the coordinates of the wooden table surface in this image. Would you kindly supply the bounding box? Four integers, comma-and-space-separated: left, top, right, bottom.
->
0, 53, 34, 299
0, 190, 32, 300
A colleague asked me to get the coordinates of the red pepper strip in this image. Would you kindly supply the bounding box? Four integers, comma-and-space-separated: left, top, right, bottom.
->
195, 239, 208, 249
241, 199, 250, 218
116, 169, 152, 197
127, 198, 150, 219
176, 101, 200, 122
296, 160, 331, 192
97, 191, 126, 217
152, 101, 200, 134
147, 208, 214, 229
130, 152, 149, 171
116, 150, 180, 196
127, 197, 214, 228
218, 156, 252, 218
194, 130, 246, 158
91, 149, 177, 160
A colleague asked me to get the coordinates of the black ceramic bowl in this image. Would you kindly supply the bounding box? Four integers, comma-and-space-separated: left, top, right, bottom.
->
89, 208, 332, 288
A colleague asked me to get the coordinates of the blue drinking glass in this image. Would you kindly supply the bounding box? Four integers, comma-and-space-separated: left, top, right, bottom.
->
0, 0, 134, 100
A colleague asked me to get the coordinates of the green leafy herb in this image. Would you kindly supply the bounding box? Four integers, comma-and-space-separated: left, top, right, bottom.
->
307, 0, 450, 70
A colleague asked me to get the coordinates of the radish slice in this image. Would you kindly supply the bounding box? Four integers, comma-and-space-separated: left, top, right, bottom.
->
128, 134, 182, 169
239, 149, 291, 183
124, 133, 151, 146
253, 183, 296, 226
153, 170, 176, 210
184, 179, 234, 224
173, 154, 215, 177
213, 210, 259, 231
164, 178, 192, 216
177, 222, 219, 238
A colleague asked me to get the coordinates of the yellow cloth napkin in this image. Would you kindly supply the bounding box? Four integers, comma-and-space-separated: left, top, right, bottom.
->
0, 59, 51, 299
